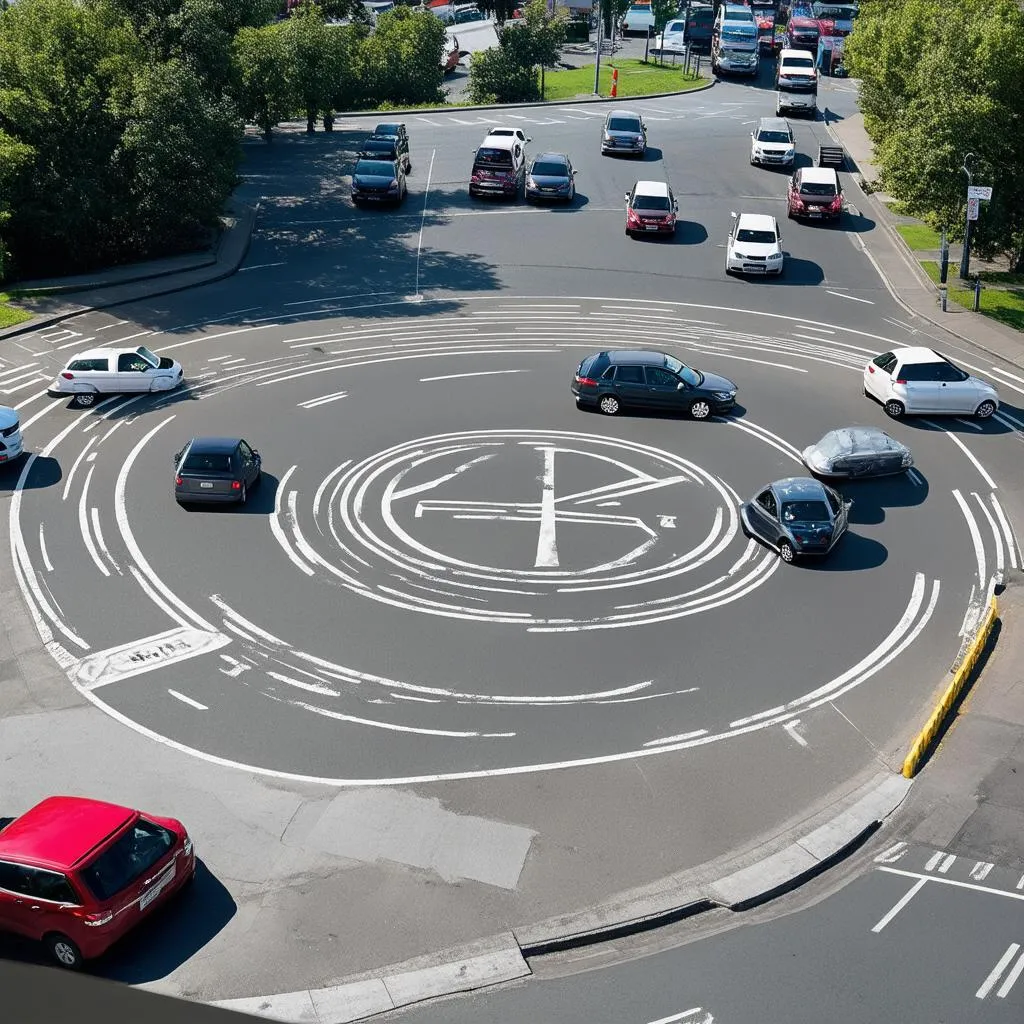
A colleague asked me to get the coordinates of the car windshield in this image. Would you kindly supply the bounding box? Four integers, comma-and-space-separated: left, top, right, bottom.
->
815, 4, 857, 18
608, 117, 641, 132
475, 148, 512, 165
374, 124, 400, 135
183, 452, 232, 473
784, 56, 815, 68
532, 161, 567, 176
737, 228, 776, 243
722, 27, 753, 40
800, 181, 837, 196
136, 346, 160, 367
361, 139, 396, 154
79, 818, 175, 902
782, 500, 830, 523
757, 130, 792, 143
665, 355, 701, 387
354, 160, 396, 176
634, 194, 670, 211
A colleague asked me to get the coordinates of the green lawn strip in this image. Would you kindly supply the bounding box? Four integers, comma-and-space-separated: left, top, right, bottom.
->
0, 292, 33, 329
920, 260, 1024, 332
896, 223, 942, 251
540, 59, 704, 101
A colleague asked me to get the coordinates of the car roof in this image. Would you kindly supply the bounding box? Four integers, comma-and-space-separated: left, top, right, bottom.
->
771, 476, 828, 500
606, 109, 642, 120
0, 796, 135, 871
533, 151, 569, 162
820, 426, 900, 450
65, 346, 149, 361
779, 47, 814, 59
799, 167, 839, 184
605, 350, 670, 366
757, 117, 792, 132
479, 134, 516, 150
737, 212, 777, 230
890, 346, 944, 363
373, 121, 404, 131
186, 436, 243, 453
0, 405, 19, 428
634, 180, 671, 197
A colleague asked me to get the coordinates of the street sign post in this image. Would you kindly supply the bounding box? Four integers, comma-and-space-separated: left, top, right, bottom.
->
967, 185, 993, 201
967, 197, 981, 221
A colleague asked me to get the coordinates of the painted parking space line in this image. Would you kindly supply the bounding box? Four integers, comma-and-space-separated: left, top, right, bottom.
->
871, 877, 927, 933
977, 943, 1024, 1000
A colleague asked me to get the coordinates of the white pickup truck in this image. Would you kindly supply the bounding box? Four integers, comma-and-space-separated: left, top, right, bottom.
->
621, 3, 656, 34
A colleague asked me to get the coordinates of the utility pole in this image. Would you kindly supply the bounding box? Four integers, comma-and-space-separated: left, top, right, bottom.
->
959, 152, 974, 281
594, 3, 603, 95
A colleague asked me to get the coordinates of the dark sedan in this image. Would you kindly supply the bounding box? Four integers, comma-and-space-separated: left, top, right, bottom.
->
740, 476, 850, 563
351, 158, 407, 205
525, 153, 576, 203
174, 437, 261, 505
600, 111, 647, 157
571, 349, 737, 419
802, 426, 913, 478
357, 135, 411, 173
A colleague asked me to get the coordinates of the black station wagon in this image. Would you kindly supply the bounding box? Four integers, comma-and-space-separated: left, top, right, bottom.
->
571, 350, 738, 419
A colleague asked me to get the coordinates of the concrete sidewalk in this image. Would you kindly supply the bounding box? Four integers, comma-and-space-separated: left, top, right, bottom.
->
826, 111, 1024, 368
0, 199, 257, 343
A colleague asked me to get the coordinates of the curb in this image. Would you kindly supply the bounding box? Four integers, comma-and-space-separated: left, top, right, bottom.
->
211, 771, 911, 1023
297, 78, 716, 122
0, 201, 257, 343
902, 588, 1000, 778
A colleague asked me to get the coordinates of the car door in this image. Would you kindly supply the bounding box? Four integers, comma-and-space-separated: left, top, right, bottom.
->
897, 361, 941, 413
117, 351, 150, 392
609, 365, 649, 407
644, 365, 682, 408
747, 488, 779, 542
0, 862, 79, 942
238, 440, 260, 486
932, 360, 975, 412
825, 485, 849, 537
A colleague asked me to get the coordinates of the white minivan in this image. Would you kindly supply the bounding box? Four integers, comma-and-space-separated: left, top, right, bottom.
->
0, 405, 24, 465
48, 345, 185, 407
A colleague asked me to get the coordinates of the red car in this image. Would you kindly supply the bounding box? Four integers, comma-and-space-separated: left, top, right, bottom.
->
624, 180, 678, 237
787, 167, 844, 222
0, 796, 195, 969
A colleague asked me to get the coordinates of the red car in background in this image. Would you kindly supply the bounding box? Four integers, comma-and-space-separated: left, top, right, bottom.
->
0, 796, 195, 969
786, 4, 820, 51
812, 1, 857, 37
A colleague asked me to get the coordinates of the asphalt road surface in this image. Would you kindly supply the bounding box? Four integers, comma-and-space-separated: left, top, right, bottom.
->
389, 843, 1024, 1024
2, 70, 1023, 1000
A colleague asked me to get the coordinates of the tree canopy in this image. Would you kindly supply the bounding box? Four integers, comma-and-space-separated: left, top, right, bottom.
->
845, 0, 1024, 268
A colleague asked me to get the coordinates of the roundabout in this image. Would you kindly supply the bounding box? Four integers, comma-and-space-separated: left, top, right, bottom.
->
8, 296, 1011, 784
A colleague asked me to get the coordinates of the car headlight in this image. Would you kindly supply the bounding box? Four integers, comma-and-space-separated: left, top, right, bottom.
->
784, 147, 795, 158
526, 177, 536, 189
713, 391, 736, 401
732, 252, 746, 260
768, 252, 783, 260
901, 451, 913, 467
388, 179, 399, 191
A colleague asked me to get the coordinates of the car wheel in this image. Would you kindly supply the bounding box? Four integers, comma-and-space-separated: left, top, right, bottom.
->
45, 933, 84, 970
778, 539, 796, 564
975, 400, 997, 419
884, 399, 905, 419
689, 399, 712, 420
239, 481, 247, 505
73, 392, 97, 408
598, 394, 621, 416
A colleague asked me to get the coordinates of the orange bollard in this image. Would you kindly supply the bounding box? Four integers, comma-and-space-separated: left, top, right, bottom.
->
610, 67, 619, 98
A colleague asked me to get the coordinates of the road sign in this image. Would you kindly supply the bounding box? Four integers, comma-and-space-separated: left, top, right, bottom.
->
967, 197, 981, 221
967, 185, 993, 201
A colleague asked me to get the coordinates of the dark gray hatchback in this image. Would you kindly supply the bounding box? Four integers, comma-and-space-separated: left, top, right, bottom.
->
174, 437, 261, 505
571, 350, 738, 418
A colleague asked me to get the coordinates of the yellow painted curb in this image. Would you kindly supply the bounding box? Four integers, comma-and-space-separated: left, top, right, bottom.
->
902, 595, 998, 778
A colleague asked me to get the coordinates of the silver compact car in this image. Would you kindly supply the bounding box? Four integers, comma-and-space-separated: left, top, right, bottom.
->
802, 427, 913, 478
601, 111, 647, 157
740, 476, 851, 563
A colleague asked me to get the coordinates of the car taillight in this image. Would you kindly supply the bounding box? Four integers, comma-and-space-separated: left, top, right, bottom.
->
231, 480, 241, 490
867, 365, 875, 373
175, 475, 183, 485
80, 910, 113, 927
61, 372, 74, 380
575, 375, 598, 387
831, 195, 842, 209
793, 534, 804, 544
895, 378, 907, 385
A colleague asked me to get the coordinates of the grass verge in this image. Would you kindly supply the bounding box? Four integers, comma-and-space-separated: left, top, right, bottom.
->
921, 261, 1024, 332
0, 292, 32, 329
540, 58, 705, 101
896, 223, 941, 251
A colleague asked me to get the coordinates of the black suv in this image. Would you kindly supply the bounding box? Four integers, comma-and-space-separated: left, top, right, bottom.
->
369, 122, 411, 171
358, 135, 411, 173
571, 349, 738, 419
351, 157, 407, 205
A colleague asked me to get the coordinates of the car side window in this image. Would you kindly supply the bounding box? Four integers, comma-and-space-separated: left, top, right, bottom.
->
614, 365, 645, 384
756, 489, 777, 517
825, 488, 841, 515
600, 365, 616, 380
646, 367, 678, 386
898, 363, 934, 382
118, 353, 150, 373
514, 144, 521, 162
0, 860, 26, 894
935, 361, 968, 382
68, 358, 107, 372
239, 441, 253, 460
0, 863, 76, 903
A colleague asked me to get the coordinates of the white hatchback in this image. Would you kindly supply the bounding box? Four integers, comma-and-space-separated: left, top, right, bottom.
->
48, 345, 184, 407
863, 347, 999, 419
725, 212, 784, 275
0, 405, 24, 466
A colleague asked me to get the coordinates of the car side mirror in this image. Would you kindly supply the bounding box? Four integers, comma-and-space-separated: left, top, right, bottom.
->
526, 137, 532, 143
173, 451, 182, 463
624, 192, 630, 202
677, 382, 686, 390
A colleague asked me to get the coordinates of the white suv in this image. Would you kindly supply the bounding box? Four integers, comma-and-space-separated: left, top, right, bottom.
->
863, 347, 999, 419
725, 213, 784, 275
0, 405, 24, 466
750, 117, 795, 167
48, 345, 184, 407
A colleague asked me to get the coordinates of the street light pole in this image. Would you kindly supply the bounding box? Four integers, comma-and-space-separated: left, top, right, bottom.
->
959, 152, 974, 281
594, 3, 603, 95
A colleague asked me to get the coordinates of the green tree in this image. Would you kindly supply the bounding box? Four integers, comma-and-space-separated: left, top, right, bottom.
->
602, 0, 630, 40
467, 43, 537, 103
281, 2, 345, 131
845, 0, 1024, 268
357, 7, 445, 107
0, 129, 34, 281
232, 22, 294, 137
112, 58, 242, 254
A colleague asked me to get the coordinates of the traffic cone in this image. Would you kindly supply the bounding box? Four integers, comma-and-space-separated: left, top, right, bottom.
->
610, 67, 619, 98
